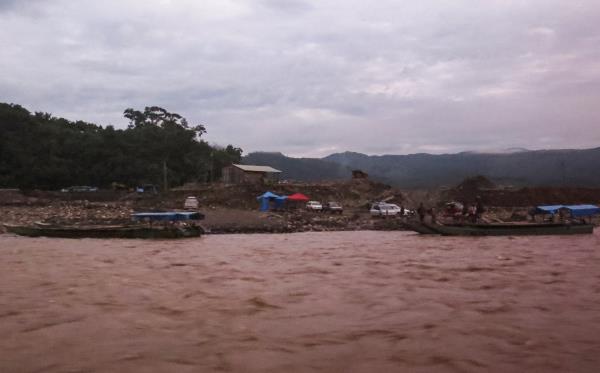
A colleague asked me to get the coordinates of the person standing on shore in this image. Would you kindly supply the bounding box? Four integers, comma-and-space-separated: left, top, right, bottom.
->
417, 203, 426, 222
475, 196, 485, 222
461, 202, 469, 223
468, 204, 477, 223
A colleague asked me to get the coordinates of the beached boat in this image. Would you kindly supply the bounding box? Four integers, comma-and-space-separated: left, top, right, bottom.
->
4, 211, 205, 239
404, 221, 594, 236
4, 222, 203, 239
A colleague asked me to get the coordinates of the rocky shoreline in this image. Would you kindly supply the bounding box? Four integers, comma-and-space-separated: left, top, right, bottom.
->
0, 201, 410, 235
0, 182, 413, 235
2, 182, 597, 236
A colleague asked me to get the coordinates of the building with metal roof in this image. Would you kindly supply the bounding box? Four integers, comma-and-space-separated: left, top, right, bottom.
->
230, 164, 282, 173
222, 164, 282, 184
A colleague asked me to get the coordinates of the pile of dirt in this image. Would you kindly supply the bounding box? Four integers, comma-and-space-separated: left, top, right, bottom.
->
444, 184, 600, 208
484, 187, 600, 207
452, 175, 496, 195
460, 175, 496, 189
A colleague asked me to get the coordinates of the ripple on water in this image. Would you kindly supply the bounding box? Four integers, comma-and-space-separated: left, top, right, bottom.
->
0, 230, 600, 372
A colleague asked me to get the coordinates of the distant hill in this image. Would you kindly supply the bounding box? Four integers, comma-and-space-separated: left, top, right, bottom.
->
243, 147, 600, 188
242, 152, 350, 182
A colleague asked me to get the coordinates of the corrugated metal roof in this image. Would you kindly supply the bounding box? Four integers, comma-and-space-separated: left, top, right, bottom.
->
233, 164, 282, 173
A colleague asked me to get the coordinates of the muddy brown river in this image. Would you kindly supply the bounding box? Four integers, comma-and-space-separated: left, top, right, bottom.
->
1, 231, 600, 372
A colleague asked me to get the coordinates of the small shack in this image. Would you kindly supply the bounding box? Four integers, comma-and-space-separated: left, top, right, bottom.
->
222, 164, 282, 184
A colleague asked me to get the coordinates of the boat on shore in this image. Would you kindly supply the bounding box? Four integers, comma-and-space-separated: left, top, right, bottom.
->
4, 222, 203, 239
404, 221, 594, 236
4, 211, 205, 239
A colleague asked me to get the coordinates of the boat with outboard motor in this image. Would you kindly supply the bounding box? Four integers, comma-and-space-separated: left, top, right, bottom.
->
404, 221, 594, 236
405, 204, 598, 236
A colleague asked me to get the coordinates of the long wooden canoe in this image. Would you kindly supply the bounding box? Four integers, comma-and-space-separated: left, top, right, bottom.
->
3, 223, 203, 239
405, 221, 594, 236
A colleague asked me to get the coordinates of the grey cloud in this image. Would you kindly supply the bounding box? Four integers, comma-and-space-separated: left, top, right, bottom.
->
1, 0, 599, 157
261, 0, 313, 13
0, 0, 18, 10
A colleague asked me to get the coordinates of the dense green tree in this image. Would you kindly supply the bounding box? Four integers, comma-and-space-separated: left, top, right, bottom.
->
0, 103, 242, 190
210, 145, 244, 181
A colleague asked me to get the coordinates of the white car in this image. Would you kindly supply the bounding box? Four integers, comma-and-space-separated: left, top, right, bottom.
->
184, 196, 199, 210
386, 204, 402, 214
306, 201, 323, 211
370, 203, 400, 217
387, 204, 414, 216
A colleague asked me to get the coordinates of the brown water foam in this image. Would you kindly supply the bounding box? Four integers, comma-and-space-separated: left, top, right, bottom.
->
1, 231, 600, 372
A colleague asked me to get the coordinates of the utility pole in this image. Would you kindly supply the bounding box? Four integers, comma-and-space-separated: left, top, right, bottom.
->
163, 159, 168, 192
560, 159, 566, 186
209, 151, 214, 183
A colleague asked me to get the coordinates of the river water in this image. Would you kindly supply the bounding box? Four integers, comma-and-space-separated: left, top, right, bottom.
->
1, 231, 600, 372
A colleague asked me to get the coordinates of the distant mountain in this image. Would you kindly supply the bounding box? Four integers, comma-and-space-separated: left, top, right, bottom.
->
466, 147, 530, 154
324, 148, 600, 188
242, 152, 350, 182
243, 147, 600, 188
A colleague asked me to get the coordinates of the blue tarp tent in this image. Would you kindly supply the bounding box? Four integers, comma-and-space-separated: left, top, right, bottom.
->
275, 195, 288, 209
535, 205, 565, 215
564, 205, 600, 217
536, 204, 600, 217
257, 191, 281, 211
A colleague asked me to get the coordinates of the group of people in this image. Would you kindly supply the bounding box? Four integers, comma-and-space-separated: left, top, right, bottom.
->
417, 197, 486, 224
462, 198, 486, 223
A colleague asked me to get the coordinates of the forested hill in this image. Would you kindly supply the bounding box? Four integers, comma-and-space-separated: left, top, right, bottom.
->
4, 101, 599, 190
243, 152, 350, 182
0, 103, 242, 189
244, 148, 600, 188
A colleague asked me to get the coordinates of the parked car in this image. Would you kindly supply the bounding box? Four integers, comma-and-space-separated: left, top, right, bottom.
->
370, 203, 400, 217
323, 201, 343, 214
136, 184, 158, 194
60, 186, 98, 192
306, 201, 323, 211
386, 204, 402, 214
184, 196, 199, 210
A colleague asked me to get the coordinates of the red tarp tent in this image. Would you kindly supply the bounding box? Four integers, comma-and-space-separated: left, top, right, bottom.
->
287, 193, 309, 201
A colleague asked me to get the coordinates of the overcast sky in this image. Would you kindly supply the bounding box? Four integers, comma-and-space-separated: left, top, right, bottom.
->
1, 0, 599, 157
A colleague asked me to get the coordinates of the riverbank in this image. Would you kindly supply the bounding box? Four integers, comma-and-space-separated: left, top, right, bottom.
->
2, 182, 598, 234
0, 182, 408, 234
0, 202, 407, 234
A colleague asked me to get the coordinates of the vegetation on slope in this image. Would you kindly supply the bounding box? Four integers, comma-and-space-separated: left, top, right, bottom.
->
0, 103, 242, 190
